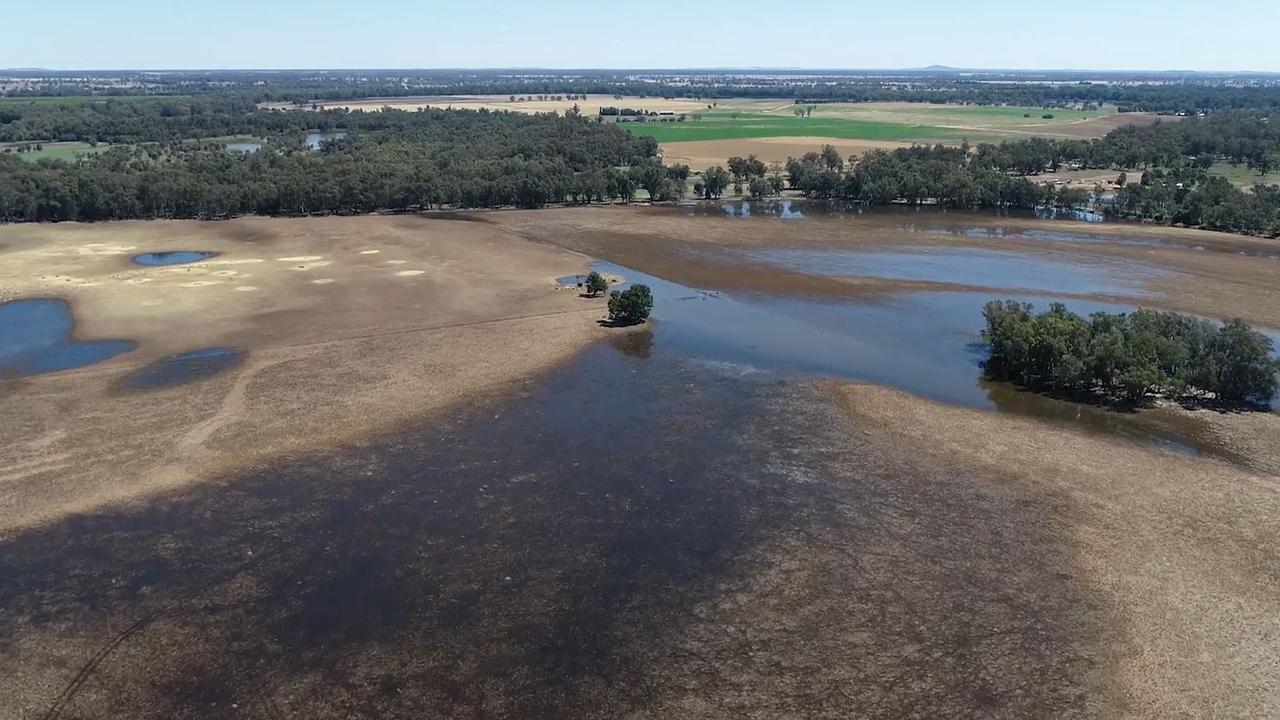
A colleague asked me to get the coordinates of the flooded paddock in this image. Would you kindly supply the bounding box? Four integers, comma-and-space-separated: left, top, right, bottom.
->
592, 260, 1269, 461
711, 246, 1162, 296
0, 323, 1107, 719
3, 208, 1279, 719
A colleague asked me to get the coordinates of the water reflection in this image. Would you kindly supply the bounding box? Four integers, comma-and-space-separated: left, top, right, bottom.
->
608, 329, 654, 359
599, 261, 1278, 459
718, 200, 805, 219
305, 131, 347, 150
132, 251, 218, 266
224, 141, 263, 154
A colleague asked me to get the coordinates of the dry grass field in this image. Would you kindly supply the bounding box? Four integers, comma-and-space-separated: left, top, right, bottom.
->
261, 94, 776, 115
660, 136, 913, 169
0, 215, 611, 533
781, 101, 1164, 138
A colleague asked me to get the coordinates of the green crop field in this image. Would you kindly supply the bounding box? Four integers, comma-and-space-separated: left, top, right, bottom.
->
1208, 161, 1279, 189
2, 142, 115, 162
621, 115, 974, 144
619, 100, 1128, 146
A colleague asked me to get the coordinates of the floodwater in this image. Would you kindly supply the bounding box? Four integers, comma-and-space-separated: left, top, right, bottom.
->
121, 347, 244, 389
305, 131, 347, 150
224, 140, 263, 153
0, 298, 135, 378
720, 247, 1161, 296
680, 200, 1099, 223
3, 211, 1276, 716
132, 250, 218, 266
593, 260, 1271, 459
674, 200, 1280, 260
0, 322, 1101, 717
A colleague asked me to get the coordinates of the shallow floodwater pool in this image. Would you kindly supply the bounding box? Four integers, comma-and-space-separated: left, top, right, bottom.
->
305, 131, 347, 150
727, 247, 1161, 297
122, 347, 244, 389
597, 260, 1280, 458
0, 298, 135, 378
132, 251, 218, 266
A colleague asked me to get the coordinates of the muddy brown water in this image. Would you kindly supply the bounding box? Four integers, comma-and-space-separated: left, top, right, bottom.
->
0, 329, 1104, 718
593, 260, 1267, 460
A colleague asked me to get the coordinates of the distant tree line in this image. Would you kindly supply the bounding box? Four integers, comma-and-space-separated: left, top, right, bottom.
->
0, 109, 660, 221
774, 110, 1280, 235
780, 144, 1093, 211
599, 107, 664, 117
983, 301, 1279, 407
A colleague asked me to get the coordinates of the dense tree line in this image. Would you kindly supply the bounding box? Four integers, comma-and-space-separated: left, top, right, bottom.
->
982, 301, 1279, 407
782, 144, 1091, 211
776, 111, 1280, 235
0, 110, 658, 221
972, 111, 1280, 173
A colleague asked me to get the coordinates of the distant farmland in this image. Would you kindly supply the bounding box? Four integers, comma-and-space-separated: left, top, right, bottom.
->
0, 95, 184, 106
623, 114, 971, 144
1, 141, 114, 162
624, 103, 1153, 145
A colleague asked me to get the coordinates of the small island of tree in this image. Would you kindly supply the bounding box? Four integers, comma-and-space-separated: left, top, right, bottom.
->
606, 284, 654, 326
584, 271, 609, 297
982, 300, 1280, 407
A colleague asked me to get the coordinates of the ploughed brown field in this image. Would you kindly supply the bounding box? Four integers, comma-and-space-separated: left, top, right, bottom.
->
2, 206, 1278, 719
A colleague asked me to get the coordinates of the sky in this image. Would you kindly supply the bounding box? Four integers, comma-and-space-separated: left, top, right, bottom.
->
3, 0, 1279, 72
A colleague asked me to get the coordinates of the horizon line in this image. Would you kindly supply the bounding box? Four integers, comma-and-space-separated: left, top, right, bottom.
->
4, 65, 1280, 76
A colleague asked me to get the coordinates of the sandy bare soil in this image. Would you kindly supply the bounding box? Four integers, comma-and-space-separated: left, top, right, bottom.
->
0, 215, 611, 534
661, 136, 912, 170
1043, 111, 1168, 138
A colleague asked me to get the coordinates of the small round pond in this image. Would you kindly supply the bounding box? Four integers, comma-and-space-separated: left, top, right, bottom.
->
132, 251, 218, 267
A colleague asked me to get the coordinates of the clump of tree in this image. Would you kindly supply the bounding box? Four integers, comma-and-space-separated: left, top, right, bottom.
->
697, 165, 731, 200
607, 284, 654, 326
584, 271, 609, 297
982, 301, 1280, 407
727, 155, 768, 184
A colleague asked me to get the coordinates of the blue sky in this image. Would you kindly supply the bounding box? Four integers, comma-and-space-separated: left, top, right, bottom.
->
3, 0, 1278, 71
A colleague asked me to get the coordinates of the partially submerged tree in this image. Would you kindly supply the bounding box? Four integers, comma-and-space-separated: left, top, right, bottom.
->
982, 300, 1280, 407
702, 165, 730, 199
607, 284, 654, 326
584, 271, 609, 297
